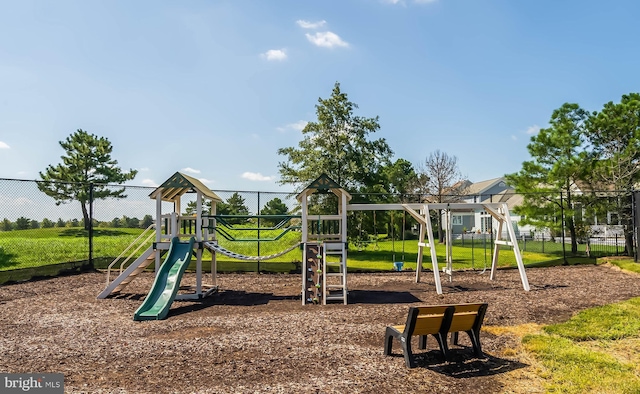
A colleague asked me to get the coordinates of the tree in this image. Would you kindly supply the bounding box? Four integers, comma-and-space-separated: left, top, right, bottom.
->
41, 218, 55, 228
277, 82, 393, 192
585, 93, 640, 256
415, 150, 467, 241
260, 198, 290, 226
141, 215, 154, 229
381, 159, 419, 201
15, 217, 30, 230
218, 193, 249, 224
38, 129, 137, 230
184, 200, 212, 216
56, 218, 66, 228
1, 218, 12, 231
126, 216, 140, 228
506, 103, 589, 254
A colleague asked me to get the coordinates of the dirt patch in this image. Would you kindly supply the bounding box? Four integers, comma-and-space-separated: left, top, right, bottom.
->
1, 265, 639, 393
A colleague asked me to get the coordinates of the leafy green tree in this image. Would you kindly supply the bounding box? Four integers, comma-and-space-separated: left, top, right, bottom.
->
56, 218, 65, 228
30, 220, 40, 229
15, 217, 30, 230
184, 200, 212, 216
38, 129, 137, 230
260, 198, 289, 226
126, 216, 140, 228
506, 103, 589, 253
141, 214, 154, 229
381, 158, 419, 200
41, 218, 55, 228
110, 217, 121, 228
220, 193, 250, 224
1, 218, 13, 231
277, 82, 393, 192
585, 93, 640, 255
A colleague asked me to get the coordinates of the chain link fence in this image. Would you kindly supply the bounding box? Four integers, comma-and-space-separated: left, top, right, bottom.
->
1, 178, 636, 282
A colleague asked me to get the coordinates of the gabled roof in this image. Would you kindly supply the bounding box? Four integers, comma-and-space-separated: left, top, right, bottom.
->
149, 172, 222, 202
467, 177, 507, 195
296, 173, 352, 202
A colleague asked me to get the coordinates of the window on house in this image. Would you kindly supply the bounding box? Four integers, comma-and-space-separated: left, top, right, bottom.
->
452, 215, 463, 225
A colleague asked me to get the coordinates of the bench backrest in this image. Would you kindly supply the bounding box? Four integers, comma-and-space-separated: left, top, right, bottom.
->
447, 303, 488, 333
405, 306, 454, 337
404, 303, 488, 337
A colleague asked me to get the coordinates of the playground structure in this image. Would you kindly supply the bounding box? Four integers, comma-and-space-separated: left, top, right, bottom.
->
98, 172, 530, 318
298, 175, 350, 305
98, 172, 224, 305
347, 202, 530, 294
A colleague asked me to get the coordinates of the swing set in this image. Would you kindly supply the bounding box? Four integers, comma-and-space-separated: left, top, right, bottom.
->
347, 202, 530, 295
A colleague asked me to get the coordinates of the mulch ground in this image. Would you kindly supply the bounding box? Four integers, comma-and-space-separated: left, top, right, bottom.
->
1, 264, 639, 393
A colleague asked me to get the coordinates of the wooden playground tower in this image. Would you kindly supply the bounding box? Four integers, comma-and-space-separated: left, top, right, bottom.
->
298, 175, 350, 305
98, 172, 222, 300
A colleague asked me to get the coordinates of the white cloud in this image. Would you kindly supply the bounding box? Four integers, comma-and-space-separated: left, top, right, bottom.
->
383, 0, 403, 4
511, 135, 518, 141
262, 49, 287, 61
0, 141, 10, 149
305, 31, 349, 48
525, 125, 541, 135
414, 0, 438, 3
181, 167, 201, 174
141, 179, 158, 187
138, 167, 150, 172
296, 20, 327, 29
277, 120, 308, 132
242, 172, 275, 182
0, 195, 34, 207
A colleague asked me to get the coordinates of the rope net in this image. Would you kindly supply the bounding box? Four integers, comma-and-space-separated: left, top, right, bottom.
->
203, 241, 300, 261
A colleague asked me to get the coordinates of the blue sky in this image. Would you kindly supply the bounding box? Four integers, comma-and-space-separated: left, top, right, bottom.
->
1, 0, 639, 192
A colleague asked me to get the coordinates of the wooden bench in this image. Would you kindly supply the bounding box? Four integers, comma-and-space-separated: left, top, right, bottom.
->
383, 303, 488, 368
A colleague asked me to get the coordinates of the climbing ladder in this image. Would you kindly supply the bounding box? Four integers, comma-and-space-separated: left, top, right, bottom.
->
302, 242, 348, 305
322, 241, 347, 304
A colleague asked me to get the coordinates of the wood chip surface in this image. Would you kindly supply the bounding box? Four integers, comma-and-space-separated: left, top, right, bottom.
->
1, 265, 639, 393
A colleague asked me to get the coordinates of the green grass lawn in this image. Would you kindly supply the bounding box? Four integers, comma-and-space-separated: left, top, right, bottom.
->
523, 296, 640, 393
0, 227, 144, 270
0, 227, 595, 273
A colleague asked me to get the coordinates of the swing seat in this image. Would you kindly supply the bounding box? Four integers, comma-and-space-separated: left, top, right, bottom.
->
393, 262, 404, 271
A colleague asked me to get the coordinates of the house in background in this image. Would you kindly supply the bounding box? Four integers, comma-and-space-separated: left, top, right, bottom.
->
447, 177, 534, 236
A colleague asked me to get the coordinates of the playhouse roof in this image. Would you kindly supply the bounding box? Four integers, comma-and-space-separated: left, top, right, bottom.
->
149, 172, 223, 203
296, 173, 352, 201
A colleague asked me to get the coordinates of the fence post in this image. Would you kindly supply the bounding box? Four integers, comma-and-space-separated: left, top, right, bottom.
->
257, 192, 261, 273
560, 192, 567, 264
89, 182, 94, 268
471, 233, 474, 270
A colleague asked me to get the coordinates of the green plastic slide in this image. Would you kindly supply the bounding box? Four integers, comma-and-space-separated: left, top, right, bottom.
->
133, 237, 195, 321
